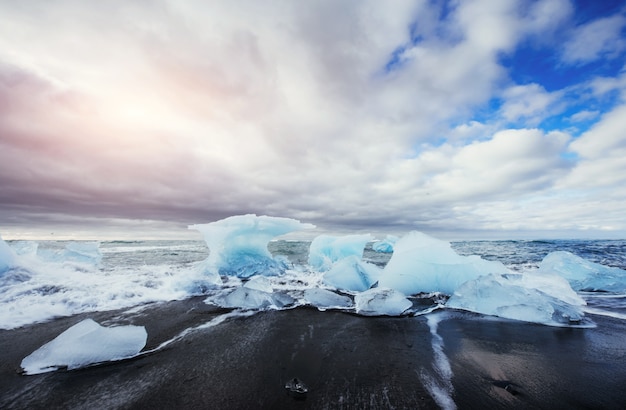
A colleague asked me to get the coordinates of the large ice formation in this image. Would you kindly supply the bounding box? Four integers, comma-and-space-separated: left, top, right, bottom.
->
190, 214, 314, 279
303, 288, 353, 310
378, 231, 509, 295
322, 255, 381, 292
355, 288, 412, 316
372, 235, 398, 253
539, 251, 626, 292
21, 319, 147, 375
0, 234, 16, 275
308, 234, 373, 271
447, 273, 587, 326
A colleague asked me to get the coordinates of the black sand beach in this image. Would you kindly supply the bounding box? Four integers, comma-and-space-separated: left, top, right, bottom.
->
1, 297, 626, 409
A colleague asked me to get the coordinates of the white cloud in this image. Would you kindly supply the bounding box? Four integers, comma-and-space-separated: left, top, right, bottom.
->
562, 13, 626, 64
499, 83, 562, 125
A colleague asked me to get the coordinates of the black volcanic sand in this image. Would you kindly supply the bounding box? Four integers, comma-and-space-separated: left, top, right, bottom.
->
1, 297, 626, 409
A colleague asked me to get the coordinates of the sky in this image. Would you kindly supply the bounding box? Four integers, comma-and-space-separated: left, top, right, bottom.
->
1, 0, 626, 240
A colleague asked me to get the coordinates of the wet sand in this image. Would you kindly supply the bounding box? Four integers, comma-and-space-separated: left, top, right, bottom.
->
1, 298, 626, 409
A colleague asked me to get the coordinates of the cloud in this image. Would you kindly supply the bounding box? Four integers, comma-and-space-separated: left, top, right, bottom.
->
0, 1, 625, 239
561, 13, 626, 64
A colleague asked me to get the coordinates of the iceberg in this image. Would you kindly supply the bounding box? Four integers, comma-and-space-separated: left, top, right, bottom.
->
303, 288, 353, 310
21, 319, 147, 375
372, 235, 398, 253
308, 234, 373, 271
447, 273, 587, 326
0, 234, 16, 275
322, 255, 381, 292
378, 231, 509, 295
190, 214, 314, 278
539, 251, 626, 292
355, 288, 412, 316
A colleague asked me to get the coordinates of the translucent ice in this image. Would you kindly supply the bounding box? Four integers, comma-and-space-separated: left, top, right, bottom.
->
539, 251, 626, 292
303, 288, 353, 310
372, 235, 398, 253
190, 214, 314, 278
355, 288, 412, 316
308, 234, 373, 271
378, 231, 509, 295
322, 255, 381, 292
214, 287, 295, 310
447, 273, 587, 326
21, 319, 147, 375
0, 234, 16, 275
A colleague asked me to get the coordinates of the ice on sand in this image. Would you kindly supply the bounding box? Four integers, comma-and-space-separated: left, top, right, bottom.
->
355, 288, 412, 316
21, 319, 147, 375
303, 288, 353, 310
378, 231, 509, 295
447, 273, 587, 326
214, 287, 295, 309
190, 214, 314, 278
539, 251, 626, 292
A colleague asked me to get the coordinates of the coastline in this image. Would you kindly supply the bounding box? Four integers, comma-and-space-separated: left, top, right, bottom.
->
1, 298, 626, 409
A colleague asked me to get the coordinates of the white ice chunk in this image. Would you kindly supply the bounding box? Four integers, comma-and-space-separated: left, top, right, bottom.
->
322, 255, 381, 292
0, 234, 16, 275
355, 288, 412, 316
190, 214, 314, 278
372, 235, 398, 253
379, 231, 509, 295
21, 319, 147, 375
303, 288, 353, 310
447, 273, 587, 326
308, 234, 373, 271
539, 251, 626, 292
243, 275, 274, 293
215, 287, 295, 309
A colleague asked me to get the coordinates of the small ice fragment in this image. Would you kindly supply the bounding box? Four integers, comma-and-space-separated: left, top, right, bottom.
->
216, 287, 294, 309
21, 319, 147, 375
303, 288, 352, 309
355, 288, 412, 316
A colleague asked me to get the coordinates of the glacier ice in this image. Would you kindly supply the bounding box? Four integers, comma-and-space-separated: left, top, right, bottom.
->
447, 273, 587, 326
539, 251, 626, 292
322, 255, 381, 292
308, 234, 373, 271
0, 234, 16, 275
190, 214, 314, 278
355, 288, 412, 316
378, 231, 509, 295
303, 288, 353, 310
214, 287, 295, 310
21, 319, 147, 375
372, 235, 398, 253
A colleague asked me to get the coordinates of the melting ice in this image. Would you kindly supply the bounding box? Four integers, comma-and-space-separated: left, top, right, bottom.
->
21, 319, 147, 375
2, 214, 625, 330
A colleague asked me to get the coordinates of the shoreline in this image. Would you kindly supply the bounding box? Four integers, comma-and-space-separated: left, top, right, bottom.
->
2, 298, 626, 409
